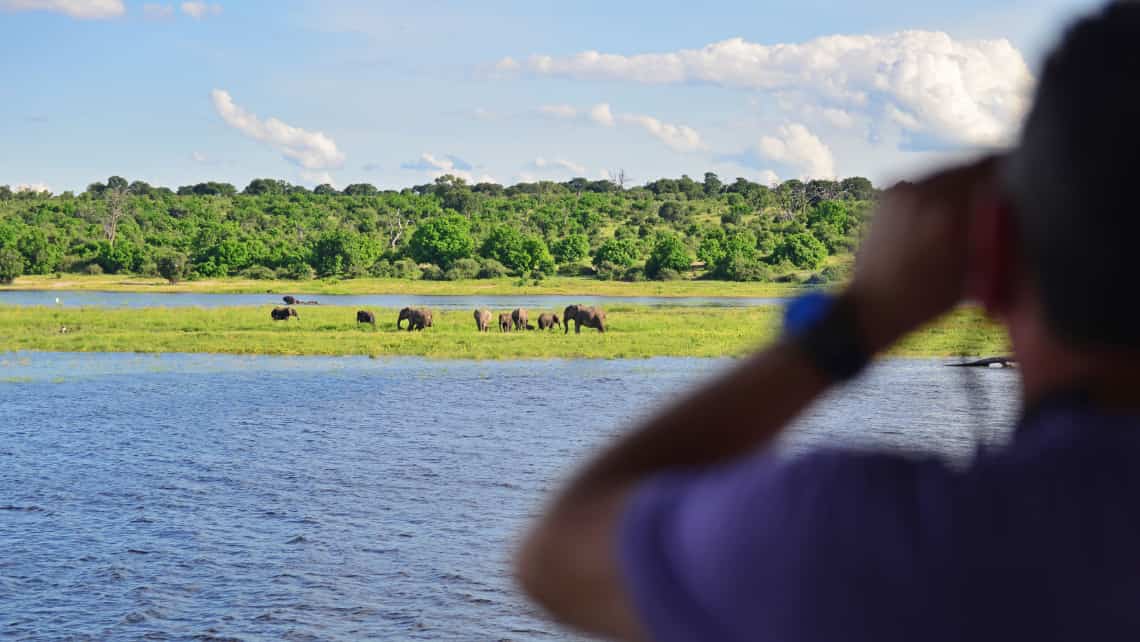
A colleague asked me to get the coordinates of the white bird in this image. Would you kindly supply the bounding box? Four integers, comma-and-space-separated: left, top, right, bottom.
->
54, 297, 61, 305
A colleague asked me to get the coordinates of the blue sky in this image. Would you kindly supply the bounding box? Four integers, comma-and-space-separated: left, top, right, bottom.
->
0, 0, 1105, 192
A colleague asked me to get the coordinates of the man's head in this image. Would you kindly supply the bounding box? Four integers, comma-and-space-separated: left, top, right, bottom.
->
1000, 2, 1140, 351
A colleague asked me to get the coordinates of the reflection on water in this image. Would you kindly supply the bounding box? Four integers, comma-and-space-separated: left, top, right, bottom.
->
0, 290, 786, 310
0, 353, 1019, 640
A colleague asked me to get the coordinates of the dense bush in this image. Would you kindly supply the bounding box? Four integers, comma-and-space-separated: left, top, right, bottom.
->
477, 258, 509, 279
420, 263, 445, 280
0, 173, 875, 283
156, 250, 190, 284
645, 233, 692, 280
0, 247, 24, 284
444, 257, 481, 280
239, 265, 275, 280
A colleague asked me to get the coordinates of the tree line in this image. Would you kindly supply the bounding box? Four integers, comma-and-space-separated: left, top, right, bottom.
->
0, 173, 877, 285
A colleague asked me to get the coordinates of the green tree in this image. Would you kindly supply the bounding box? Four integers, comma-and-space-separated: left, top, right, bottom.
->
592, 238, 639, 268
703, 172, 723, 196
551, 233, 589, 264
479, 225, 528, 271
645, 233, 692, 279
311, 230, 383, 276
313, 184, 339, 196
521, 235, 556, 274
0, 246, 24, 284
343, 183, 379, 196
769, 232, 827, 270
408, 214, 475, 268
156, 250, 189, 284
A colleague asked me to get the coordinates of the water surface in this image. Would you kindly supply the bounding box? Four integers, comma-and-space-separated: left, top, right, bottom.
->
1, 353, 1019, 640
0, 290, 786, 310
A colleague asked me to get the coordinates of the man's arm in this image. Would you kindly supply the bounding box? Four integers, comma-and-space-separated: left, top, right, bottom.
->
514, 158, 998, 641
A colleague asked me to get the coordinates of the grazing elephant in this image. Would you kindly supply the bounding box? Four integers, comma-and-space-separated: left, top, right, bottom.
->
511, 308, 535, 331
356, 310, 376, 327
499, 312, 513, 332
271, 307, 298, 321
283, 295, 298, 305
397, 307, 432, 331
563, 304, 606, 334
537, 313, 561, 330
474, 309, 492, 332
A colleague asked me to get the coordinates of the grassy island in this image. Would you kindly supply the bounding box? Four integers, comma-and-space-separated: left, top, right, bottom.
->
0, 304, 1009, 360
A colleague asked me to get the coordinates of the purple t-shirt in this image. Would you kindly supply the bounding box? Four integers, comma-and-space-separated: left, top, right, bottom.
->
619, 397, 1140, 642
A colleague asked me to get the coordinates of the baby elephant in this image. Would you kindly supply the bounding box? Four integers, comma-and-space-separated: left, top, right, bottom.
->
271, 307, 298, 321
499, 312, 513, 332
356, 310, 376, 327
537, 313, 561, 330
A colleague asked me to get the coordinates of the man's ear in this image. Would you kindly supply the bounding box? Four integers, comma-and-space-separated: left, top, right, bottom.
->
967, 190, 1019, 317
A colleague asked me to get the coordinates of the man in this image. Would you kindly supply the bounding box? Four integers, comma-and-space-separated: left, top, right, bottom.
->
515, 4, 1140, 641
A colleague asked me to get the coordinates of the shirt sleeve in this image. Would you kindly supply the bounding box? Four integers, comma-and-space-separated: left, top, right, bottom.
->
617, 449, 958, 642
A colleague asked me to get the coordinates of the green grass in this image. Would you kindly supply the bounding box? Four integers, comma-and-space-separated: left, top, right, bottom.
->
0, 304, 1009, 360
1, 274, 806, 297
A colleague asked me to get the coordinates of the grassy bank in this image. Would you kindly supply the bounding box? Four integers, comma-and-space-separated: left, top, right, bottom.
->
0, 304, 1009, 360
0, 274, 806, 298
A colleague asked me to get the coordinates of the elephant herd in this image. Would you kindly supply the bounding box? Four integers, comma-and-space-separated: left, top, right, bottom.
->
270, 296, 606, 334
477, 304, 606, 334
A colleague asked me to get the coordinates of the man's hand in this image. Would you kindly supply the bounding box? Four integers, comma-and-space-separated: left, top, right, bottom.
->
848, 156, 1001, 354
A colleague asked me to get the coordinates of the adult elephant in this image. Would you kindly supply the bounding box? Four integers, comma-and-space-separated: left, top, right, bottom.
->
397, 307, 433, 331
357, 310, 376, 328
474, 309, 492, 332
537, 313, 561, 330
512, 308, 534, 331
499, 312, 513, 332
563, 304, 606, 334
271, 307, 298, 321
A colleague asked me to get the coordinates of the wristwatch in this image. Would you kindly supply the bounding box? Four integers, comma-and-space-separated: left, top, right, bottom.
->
782, 292, 870, 381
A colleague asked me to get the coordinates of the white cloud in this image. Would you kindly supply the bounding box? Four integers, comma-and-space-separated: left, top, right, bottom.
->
821, 108, 856, 129
588, 103, 615, 127
142, 3, 172, 18
758, 123, 836, 179
402, 153, 496, 184
14, 182, 51, 193
210, 89, 345, 180
757, 170, 780, 187
538, 102, 704, 152
0, 0, 124, 19
190, 151, 208, 163
505, 30, 1033, 147
538, 104, 577, 119
180, 1, 220, 19
300, 170, 336, 187
618, 114, 704, 152
534, 157, 587, 175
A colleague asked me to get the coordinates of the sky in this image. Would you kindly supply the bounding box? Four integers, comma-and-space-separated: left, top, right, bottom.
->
0, 0, 1107, 193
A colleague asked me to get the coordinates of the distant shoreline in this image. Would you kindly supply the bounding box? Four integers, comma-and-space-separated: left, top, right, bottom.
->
0, 304, 1009, 360
0, 274, 809, 298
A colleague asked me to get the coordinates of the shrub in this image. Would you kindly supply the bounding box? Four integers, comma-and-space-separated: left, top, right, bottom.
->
156, 251, 190, 284
476, 258, 509, 279
391, 258, 422, 280
645, 233, 692, 279
84, 263, 104, 275
368, 259, 393, 277
408, 214, 475, 268
722, 256, 772, 282
239, 265, 275, 280
592, 238, 639, 268
276, 261, 315, 280
595, 260, 621, 281
768, 233, 827, 270
0, 247, 24, 284
551, 233, 590, 264
444, 257, 481, 280
621, 266, 647, 282
420, 263, 445, 280
655, 267, 683, 281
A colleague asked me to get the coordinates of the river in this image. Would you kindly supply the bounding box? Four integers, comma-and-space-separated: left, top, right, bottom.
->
0, 353, 1019, 640
0, 290, 785, 309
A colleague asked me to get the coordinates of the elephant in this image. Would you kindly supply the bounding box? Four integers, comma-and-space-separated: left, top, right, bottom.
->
511, 308, 535, 331
271, 307, 298, 321
563, 304, 606, 334
537, 313, 561, 330
357, 310, 376, 327
499, 312, 513, 332
474, 309, 492, 332
283, 295, 298, 305
397, 307, 432, 331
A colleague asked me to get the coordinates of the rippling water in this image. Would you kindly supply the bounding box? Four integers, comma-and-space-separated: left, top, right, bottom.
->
0, 353, 1019, 640
0, 290, 786, 310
